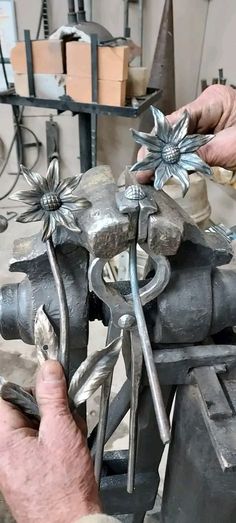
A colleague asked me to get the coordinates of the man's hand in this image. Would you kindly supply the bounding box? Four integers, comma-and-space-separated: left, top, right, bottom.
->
137, 85, 236, 184
0, 361, 101, 523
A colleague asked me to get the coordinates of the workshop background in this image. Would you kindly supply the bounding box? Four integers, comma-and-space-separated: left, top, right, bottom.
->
0, 0, 236, 521
1, 0, 236, 226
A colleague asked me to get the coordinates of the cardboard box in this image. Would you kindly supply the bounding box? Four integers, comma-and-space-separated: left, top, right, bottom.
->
126, 66, 148, 97
66, 42, 129, 81
66, 76, 126, 106
11, 40, 65, 74
14, 73, 66, 99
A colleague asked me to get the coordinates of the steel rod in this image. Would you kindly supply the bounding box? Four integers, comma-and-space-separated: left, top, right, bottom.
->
46, 237, 69, 380
129, 239, 170, 444
127, 331, 142, 493
94, 323, 120, 484
94, 372, 113, 484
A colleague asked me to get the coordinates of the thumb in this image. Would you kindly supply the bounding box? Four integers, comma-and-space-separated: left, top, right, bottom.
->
36, 360, 70, 422
198, 126, 236, 171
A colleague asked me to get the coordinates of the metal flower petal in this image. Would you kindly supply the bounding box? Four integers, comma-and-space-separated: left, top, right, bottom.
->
131, 129, 163, 153
57, 173, 83, 197
42, 215, 56, 242
21, 165, 48, 193
179, 153, 212, 177
171, 164, 190, 196
179, 133, 214, 153
54, 209, 81, 232
131, 154, 162, 173
16, 208, 45, 223
10, 190, 42, 205
46, 157, 60, 192
154, 164, 172, 190
171, 110, 190, 144
151, 106, 171, 142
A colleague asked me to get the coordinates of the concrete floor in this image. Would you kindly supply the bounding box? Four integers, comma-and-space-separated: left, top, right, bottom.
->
0, 203, 162, 522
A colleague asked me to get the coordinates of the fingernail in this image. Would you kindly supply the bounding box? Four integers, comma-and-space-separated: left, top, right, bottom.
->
42, 361, 64, 383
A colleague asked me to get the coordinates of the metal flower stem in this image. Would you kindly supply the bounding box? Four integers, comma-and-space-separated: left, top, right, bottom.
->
46, 237, 69, 380
94, 371, 113, 484
94, 321, 119, 484
129, 237, 170, 445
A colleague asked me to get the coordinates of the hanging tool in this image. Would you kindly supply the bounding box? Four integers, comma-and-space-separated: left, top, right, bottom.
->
123, 0, 144, 64
90, 185, 171, 492
36, 0, 50, 39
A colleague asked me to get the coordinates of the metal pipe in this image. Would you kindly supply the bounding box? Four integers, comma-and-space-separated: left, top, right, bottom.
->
77, 0, 86, 21
129, 238, 170, 444
68, 0, 75, 11
68, 0, 77, 24
139, 0, 144, 66
123, 0, 130, 38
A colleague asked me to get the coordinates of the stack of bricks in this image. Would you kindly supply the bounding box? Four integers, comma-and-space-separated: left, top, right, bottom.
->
10, 39, 130, 107
66, 42, 129, 106
10, 40, 66, 99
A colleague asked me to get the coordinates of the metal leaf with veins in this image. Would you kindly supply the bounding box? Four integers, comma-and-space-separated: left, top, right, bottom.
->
34, 306, 59, 364
69, 337, 122, 408
11, 157, 91, 241
130, 106, 214, 196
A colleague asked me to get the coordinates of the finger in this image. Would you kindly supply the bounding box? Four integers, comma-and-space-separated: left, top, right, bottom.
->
198, 126, 236, 171
167, 85, 235, 133
36, 361, 71, 435
0, 398, 34, 433
72, 409, 87, 438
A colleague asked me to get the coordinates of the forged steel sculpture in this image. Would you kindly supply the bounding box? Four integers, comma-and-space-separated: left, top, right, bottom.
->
2, 107, 236, 522
131, 106, 213, 195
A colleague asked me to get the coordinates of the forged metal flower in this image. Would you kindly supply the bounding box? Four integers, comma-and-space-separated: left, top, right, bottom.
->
130, 106, 214, 195
11, 158, 90, 241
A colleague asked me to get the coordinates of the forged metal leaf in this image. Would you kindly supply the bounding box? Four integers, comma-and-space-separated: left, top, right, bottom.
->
69, 337, 122, 407
1, 382, 40, 421
34, 305, 58, 364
